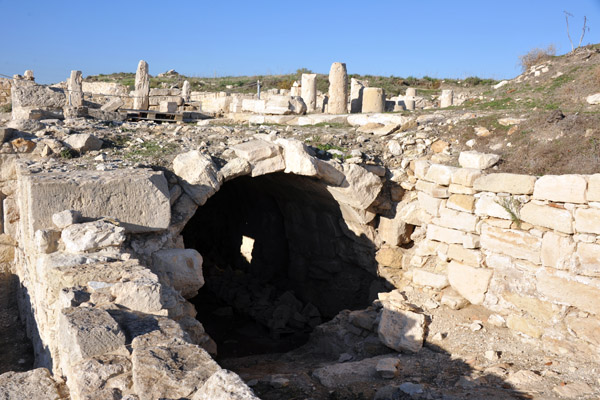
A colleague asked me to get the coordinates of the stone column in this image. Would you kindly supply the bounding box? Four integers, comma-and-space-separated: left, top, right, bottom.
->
328, 62, 348, 114
440, 89, 453, 108
405, 87, 416, 97
133, 60, 150, 110
290, 81, 300, 97
181, 80, 190, 103
300, 73, 317, 113
361, 87, 385, 113
404, 97, 415, 111
67, 70, 83, 107
350, 78, 367, 113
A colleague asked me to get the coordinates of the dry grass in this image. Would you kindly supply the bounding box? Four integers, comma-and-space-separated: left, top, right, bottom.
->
519, 45, 556, 72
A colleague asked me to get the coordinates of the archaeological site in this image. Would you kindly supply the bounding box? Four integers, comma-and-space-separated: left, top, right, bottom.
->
1, 47, 600, 400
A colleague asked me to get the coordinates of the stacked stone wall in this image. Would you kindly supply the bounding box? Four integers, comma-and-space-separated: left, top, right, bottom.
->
0, 78, 10, 106
378, 158, 600, 358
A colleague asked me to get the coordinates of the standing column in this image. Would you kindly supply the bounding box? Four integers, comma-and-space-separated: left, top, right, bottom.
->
440, 89, 453, 108
68, 70, 83, 107
361, 87, 385, 113
350, 78, 367, 113
181, 80, 190, 103
133, 60, 150, 110
328, 62, 348, 114
301, 73, 317, 113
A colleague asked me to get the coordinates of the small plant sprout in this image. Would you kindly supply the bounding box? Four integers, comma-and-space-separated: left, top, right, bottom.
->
495, 196, 524, 228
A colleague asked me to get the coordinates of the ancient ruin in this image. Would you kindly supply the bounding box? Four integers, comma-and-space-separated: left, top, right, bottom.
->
0, 53, 599, 400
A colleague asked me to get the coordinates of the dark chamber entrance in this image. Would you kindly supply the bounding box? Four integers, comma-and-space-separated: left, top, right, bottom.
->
182, 172, 385, 358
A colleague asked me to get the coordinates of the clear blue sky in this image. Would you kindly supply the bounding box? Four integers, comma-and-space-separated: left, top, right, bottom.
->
2, 0, 600, 84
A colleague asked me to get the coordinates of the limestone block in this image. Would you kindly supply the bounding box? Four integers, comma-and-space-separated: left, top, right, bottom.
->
440, 89, 453, 108
506, 315, 543, 338
413, 160, 431, 180
132, 344, 220, 400
503, 292, 558, 322
447, 194, 475, 213
412, 269, 449, 289
312, 358, 380, 388
233, 139, 279, 161
249, 154, 285, 177
301, 73, 317, 113
241, 99, 265, 113
350, 78, 367, 113
192, 369, 259, 400
173, 150, 221, 205
520, 203, 573, 234
533, 175, 587, 204
574, 207, 600, 234
415, 180, 449, 198
34, 229, 60, 254
67, 70, 83, 108
275, 138, 318, 176
426, 224, 465, 244
587, 174, 600, 201
11, 84, 65, 109
375, 247, 403, 268
473, 173, 536, 194
219, 158, 251, 182
159, 101, 178, 113
21, 169, 171, 235
447, 244, 483, 266
362, 87, 385, 113
52, 209, 81, 228
151, 249, 204, 298
375, 358, 400, 379
575, 243, 600, 277
424, 164, 458, 186
110, 277, 167, 315
100, 97, 124, 112
378, 212, 412, 246
315, 159, 345, 186
447, 261, 492, 304
328, 62, 348, 114
264, 95, 306, 115
134, 60, 150, 110
377, 306, 425, 352
458, 151, 500, 170
565, 315, 600, 346
481, 225, 541, 264
440, 289, 469, 310
61, 220, 126, 253
64, 133, 103, 153
0, 368, 64, 400
536, 269, 600, 315
327, 164, 383, 209
71, 355, 132, 400
474, 194, 513, 219
58, 307, 126, 365
449, 183, 477, 195
397, 200, 422, 226
462, 233, 480, 249
433, 207, 478, 232
541, 232, 576, 270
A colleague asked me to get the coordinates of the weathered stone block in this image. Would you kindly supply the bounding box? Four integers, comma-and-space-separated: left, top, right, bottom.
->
587, 174, 600, 201
446, 194, 475, 213
327, 164, 383, 210
536, 269, 600, 315
173, 150, 221, 205
20, 169, 171, 238
151, 249, 204, 298
447, 244, 483, 266
433, 207, 478, 233
473, 173, 536, 194
413, 160, 431, 180
377, 306, 425, 352
417, 191, 443, 217
275, 138, 318, 176
447, 261, 492, 305
0, 368, 64, 400
520, 203, 573, 234
426, 224, 465, 244
574, 207, 600, 234
541, 232, 576, 270
458, 151, 500, 170
192, 369, 259, 400
424, 164, 458, 186
533, 175, 587, 204
481, 225, 542, 264
61, 220, 126, 253
375, 247, 403, 268
474, 194, 513, 219
415, 180, 449, 198
506, 314, 544, 338
575, 243, 600, 277
451, 168, 482, 187
412, 269, 449, 289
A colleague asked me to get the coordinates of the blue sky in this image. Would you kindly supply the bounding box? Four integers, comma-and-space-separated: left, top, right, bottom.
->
2, 0, 600, 83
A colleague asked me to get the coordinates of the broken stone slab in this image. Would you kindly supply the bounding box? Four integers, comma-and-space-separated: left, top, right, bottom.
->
375, 357, 400, 379
70, 354, 132, 400
61, 220, 126, 253
412, 269, 449, 290
100, 97, 124, 112
218, 158, 251, 182
192, 369, 260, 400
173, 150, 222, 205
34, 229, 61, 254
536, 268, 600, 315
19, 168, 171, 237
312, 357, 381, 388
274, 138, 318, 176
58, 307, 127, 366
232, 139, 280, 162
0, 368, 65, 400
110, 277, 169, 316
377, 300, 425, 353
447, 261, 493, 305
150, 248, 204, 299
132, 343, 220, 400
458, 151, 500, 169
327, 164, 383, 210
63, 133, 103, 153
